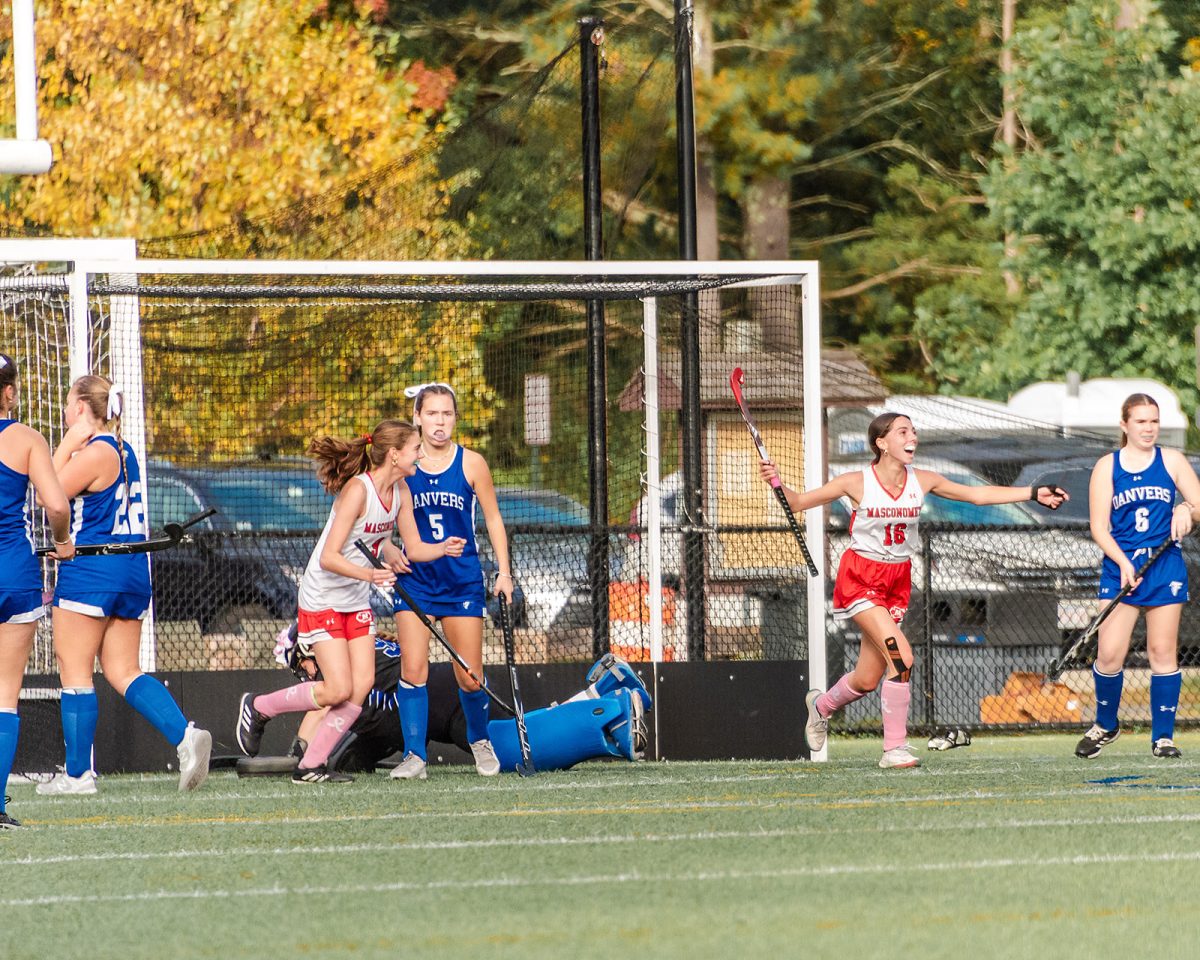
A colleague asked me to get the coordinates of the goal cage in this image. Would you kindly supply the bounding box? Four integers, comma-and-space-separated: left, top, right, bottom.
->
0, 242, 833, 703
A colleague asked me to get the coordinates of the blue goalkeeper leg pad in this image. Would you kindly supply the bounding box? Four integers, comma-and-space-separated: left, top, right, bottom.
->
583, 654, 652, 709
488, 689, 639, 773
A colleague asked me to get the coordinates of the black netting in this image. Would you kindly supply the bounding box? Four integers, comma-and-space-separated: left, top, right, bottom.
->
70, 278, 826, 675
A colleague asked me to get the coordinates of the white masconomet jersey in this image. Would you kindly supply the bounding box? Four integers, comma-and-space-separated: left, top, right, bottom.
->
848, 465, 924, 563
299, 473, 400, 612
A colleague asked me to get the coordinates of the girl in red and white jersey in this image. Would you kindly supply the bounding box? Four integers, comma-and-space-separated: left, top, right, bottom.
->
761, 412, 1067, 769
236, 419, 464, 783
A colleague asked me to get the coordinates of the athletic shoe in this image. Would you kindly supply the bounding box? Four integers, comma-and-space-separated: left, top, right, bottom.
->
389, 753, 428, 780
1152, 737, 1182, 758
177, 723, 212, 792
292, 765, 354, 784
36, 770, 98, 796
804, 689, 829, 753
1075, 724, 1120, 759
0, 811, 23, 829
236, 692, 268, 757
878, 744, 920, 769
470, 739, 501, 776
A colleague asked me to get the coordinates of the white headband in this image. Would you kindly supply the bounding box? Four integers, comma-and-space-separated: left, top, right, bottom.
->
405, 381, 456, 418
0, 356, 7, 369
106, 384, 124, 420
403, 382, 455, 400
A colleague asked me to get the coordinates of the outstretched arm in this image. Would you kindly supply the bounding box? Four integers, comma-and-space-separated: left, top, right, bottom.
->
921, 470, 1067, 510
760, 459, 863, 512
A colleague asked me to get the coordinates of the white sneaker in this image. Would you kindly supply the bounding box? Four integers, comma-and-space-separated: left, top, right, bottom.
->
879, 744, 920, 769
177, 723, 212, 792
470, 739, 501, 776
389, 753, 428, 780
36, 770, 98, 796
804, 689, 829, 752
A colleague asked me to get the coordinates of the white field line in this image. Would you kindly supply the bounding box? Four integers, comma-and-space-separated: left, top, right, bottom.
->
5, 848, 1200, 908
15, 759, 1192, 811
14, 783, 1195, 834
13, 756, 1175, 801
9, 811, 1200, 869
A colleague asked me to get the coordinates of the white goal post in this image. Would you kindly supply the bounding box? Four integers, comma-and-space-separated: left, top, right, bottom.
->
0, 250, 827, 740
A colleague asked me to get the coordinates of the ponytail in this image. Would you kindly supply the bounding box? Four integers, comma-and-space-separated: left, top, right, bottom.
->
308, 419, 416, 494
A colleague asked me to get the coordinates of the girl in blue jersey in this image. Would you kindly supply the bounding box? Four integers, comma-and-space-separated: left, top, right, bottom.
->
390, 383, 513, 780
0, 353, 74, 827
1076, 393, 1200, 760
37, 375, 211, 795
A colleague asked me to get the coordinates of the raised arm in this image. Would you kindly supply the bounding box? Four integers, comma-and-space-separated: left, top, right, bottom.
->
760, 459, 864, 512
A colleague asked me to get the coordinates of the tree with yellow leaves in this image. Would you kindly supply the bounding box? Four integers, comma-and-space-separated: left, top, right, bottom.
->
0, 0, 452, 240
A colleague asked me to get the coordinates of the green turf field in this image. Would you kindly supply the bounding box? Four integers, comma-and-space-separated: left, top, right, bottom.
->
1, 733, 1196, 960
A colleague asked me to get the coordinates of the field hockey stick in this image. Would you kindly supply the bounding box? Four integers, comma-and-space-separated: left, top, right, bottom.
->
1047, 534, 1176, 681
36, 507, 217, 557
353, 539, 517, 718
729, 367, 818, 577
498, 593, 536, 776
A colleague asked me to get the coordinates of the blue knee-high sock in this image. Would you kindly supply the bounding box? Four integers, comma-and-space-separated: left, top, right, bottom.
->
0, 709, 17, 812
395, 681, 428, 761
61, 688, 98, 777
1093, 667, 1124, 732
123, 674, 187, 747
458, 687, 491, 745
1150, 670, 1182, 742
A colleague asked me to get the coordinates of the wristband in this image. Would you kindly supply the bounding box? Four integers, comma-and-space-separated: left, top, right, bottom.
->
53, 536, 72, 546
496, 572, 513, 580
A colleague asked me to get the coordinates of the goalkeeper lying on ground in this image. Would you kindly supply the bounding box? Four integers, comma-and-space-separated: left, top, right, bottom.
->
234, 624, 650, 778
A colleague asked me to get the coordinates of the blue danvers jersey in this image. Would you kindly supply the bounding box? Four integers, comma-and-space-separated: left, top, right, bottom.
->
399, 445, 485, 604
0, 420, 39, 593
54, 434, 151, 599
1109, 446, 1175, 550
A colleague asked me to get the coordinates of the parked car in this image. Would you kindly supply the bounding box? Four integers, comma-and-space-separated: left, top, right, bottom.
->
486, 486, 626, 632
145, 460, 332, 632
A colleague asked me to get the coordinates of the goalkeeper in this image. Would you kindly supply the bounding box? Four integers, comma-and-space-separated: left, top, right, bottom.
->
235, 624, 649, 776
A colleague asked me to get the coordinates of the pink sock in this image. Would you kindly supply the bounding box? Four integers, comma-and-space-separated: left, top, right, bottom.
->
880, 680, 911, 751
816, 674, 869, 718
299, 701, 362, 769
253, 682, 319, 719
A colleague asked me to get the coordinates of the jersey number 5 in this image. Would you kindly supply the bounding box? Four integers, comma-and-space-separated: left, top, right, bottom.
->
883, 523, 907, 546
428, 513, 444, 540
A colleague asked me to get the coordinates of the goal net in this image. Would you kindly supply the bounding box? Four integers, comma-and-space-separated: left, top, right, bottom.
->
0, 253, 829, 690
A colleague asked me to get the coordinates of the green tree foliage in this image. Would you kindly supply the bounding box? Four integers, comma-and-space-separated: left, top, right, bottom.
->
973, 0, 1200, 409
